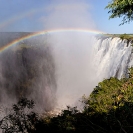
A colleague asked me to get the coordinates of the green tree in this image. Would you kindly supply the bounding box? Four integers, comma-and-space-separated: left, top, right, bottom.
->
106, 0, 133, 25
0, 98, 39, 133
83, 68, 133, 114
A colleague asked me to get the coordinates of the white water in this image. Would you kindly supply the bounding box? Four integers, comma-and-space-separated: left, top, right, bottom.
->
91, 36, 133, 84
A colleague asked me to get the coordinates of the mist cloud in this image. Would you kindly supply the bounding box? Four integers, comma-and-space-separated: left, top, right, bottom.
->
42, 0, 98, 108
42, 0, 96, 30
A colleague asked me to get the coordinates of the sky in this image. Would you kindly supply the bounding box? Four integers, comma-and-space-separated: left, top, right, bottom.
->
0, 0, 132, 34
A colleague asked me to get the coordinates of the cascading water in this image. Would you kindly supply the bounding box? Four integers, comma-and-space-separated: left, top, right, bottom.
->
91, 36, 133, 83
0, 32, 57, 116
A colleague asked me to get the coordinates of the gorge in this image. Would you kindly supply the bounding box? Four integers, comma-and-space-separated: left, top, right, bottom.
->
0, 32, 132, 113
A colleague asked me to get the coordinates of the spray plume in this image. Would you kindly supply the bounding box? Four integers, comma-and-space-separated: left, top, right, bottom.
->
43, 0, 98, 108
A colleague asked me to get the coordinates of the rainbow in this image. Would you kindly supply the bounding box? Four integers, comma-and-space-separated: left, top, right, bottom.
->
0, 28, 105, 53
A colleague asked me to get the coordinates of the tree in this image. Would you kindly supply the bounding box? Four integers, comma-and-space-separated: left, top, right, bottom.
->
106, 0, 133, 25
0, 98, 39, 133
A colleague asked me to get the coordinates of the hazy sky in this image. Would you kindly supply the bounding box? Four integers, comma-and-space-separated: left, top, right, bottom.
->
0, 0, 132, 34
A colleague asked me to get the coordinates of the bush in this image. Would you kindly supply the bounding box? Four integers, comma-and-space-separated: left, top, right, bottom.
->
1, 68, 133, 132
0, 98, 39, 133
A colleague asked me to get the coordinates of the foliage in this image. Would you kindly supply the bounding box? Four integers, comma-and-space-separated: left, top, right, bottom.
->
106, 0, 133, 25
83, 68, 133, 113
0, 98, 39, 133
84, 77, 124, 113
119, 34, 133, 41
43, 67, 133, 132
1, 68, 133, 132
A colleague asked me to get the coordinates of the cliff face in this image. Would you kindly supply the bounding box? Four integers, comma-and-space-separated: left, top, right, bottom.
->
0, 32, 57, 112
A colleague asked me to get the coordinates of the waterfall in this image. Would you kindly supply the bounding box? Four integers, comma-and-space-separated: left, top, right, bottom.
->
0, 33, 133, 113
0, 32, 57, 113
91, 36, 133, 83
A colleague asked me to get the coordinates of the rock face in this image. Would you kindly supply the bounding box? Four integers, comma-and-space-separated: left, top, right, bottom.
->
0, 32, 57, 112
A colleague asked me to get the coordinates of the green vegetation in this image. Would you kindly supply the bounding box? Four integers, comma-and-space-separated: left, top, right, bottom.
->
84, 68, 133, 114
106, 0, 133, 25
1, 68, 133, 132
0, 98, 39, 133
119, 34, 133, 41
105, 33, 133, 42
